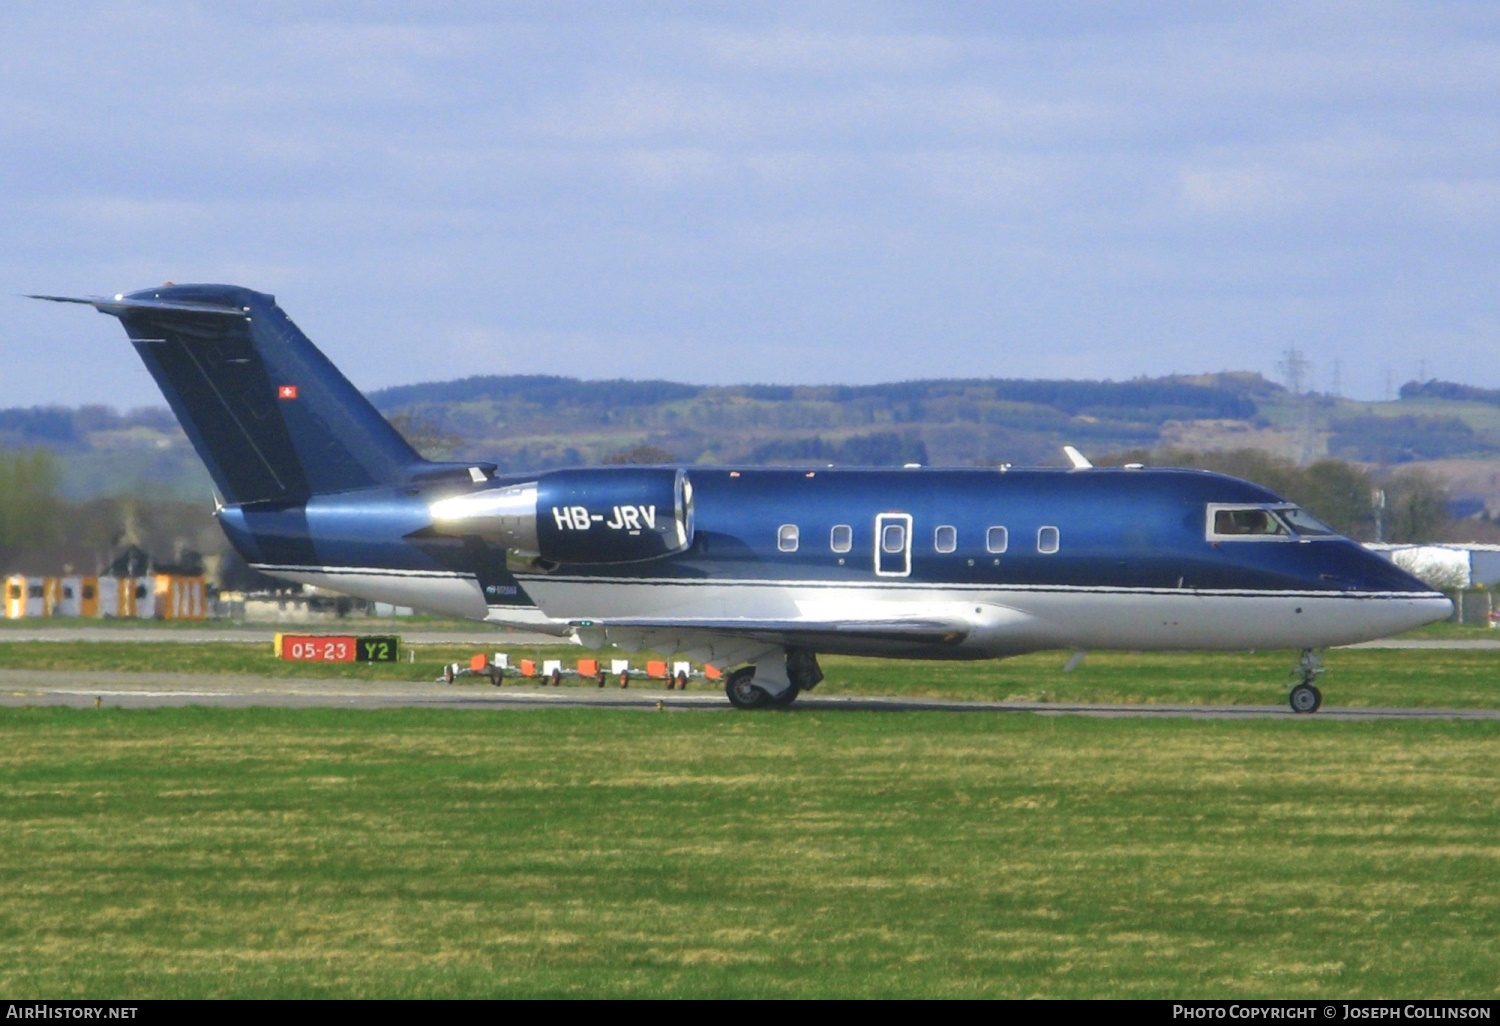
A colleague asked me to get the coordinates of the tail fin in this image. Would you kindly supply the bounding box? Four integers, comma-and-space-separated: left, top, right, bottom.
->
33, 285, 458, 505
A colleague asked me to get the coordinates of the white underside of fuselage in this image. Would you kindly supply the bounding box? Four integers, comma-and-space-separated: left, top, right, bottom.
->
252, 563, 1451, 656
516, 574, 1447, 654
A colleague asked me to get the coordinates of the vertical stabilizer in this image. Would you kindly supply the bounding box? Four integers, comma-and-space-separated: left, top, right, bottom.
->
35, 285, 423, 505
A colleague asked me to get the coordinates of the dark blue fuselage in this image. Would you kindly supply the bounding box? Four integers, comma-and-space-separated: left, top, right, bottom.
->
218, 465, 1428, 598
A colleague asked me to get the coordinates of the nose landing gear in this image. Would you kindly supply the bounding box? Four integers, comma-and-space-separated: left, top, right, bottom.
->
1288, 649, 1324, 714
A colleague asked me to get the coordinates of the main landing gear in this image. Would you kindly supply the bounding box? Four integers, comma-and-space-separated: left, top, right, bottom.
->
724, 650, 823, 710
1288, 648, 1324, 714
725, 667, 773, 709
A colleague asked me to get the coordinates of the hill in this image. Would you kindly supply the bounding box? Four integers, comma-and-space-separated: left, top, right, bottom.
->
8, 373, 1500, 517
364, 372, 1271, 471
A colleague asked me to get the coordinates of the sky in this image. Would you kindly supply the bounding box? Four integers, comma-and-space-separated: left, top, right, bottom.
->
3, 1, 1499, 407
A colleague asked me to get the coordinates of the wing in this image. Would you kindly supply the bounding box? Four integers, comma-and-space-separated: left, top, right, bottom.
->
570, 614, 972, 668
582, 616, 968, 645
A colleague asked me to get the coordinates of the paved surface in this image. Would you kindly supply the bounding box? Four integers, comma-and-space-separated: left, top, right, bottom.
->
4, 627, 1500, 649
0, 627, 562, 646
2, 669, 1496, 719
1342, 638, 1500, 649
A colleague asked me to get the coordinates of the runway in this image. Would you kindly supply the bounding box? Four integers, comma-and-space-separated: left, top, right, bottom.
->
2, 668, 1496, 719
2, 626, 1499, 650
0, 626, 563, 646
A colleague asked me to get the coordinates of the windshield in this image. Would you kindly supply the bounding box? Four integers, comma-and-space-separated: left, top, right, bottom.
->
1277, 506, 1337, 536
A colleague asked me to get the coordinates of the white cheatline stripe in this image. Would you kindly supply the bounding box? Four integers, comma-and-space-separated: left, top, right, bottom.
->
252, 564, 1439, 601
517, 574, 1436, 600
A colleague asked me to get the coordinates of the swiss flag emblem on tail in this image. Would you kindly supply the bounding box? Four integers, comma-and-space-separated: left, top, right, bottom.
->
277, 385, 298, 400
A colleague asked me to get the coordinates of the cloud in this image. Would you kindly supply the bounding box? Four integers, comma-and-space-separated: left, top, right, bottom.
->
1179, 167, 1305, 217
2, 2, 1500, 408
698, 26, 961, 76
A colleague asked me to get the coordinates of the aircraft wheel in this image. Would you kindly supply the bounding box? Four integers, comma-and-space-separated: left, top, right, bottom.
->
725, 667, 771, 709
770, 684, 801, 708
1289, 682, 1322, 714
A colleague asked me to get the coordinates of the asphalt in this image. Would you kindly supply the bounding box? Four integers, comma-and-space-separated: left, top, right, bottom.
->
2, 626, 1499, 649
0, 626, 564, 646
1, 668, 1496, 719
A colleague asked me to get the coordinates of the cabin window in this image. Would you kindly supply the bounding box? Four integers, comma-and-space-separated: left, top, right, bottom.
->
934, 525, 957, 553
830, 524, 852, 553
778, 524, 800, 552
986, 526, 1008, 554
882, 523, 906, 553
1037, 526, 1060, 554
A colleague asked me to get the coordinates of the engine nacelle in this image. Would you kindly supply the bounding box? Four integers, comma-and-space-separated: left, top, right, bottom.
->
429, 467, 694, 565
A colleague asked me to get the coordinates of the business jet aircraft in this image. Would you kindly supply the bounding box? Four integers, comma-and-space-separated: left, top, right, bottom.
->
34, 285, 1451, 712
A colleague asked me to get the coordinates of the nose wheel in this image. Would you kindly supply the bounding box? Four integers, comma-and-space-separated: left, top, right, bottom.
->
1288, 649, 1325, 714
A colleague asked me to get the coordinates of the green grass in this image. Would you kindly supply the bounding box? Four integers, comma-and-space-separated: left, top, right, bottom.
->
816, 648, 1500, 708
1, 641, 1498, 708
1395, 619, 1500, 640
0, 640, 530, 682
0, 707, 1494, 998
0, 614, 485, 631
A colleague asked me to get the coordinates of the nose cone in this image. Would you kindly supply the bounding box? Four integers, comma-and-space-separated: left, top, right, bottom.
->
1345, 544, 1454, 639
1394, 592, 1456, 632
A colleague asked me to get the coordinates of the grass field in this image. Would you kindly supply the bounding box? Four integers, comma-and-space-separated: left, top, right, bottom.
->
1, 639, 1498, 708
0, 707, 1495, 998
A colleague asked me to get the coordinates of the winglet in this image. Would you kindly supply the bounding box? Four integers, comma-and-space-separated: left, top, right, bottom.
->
1062, 445, 1093, 470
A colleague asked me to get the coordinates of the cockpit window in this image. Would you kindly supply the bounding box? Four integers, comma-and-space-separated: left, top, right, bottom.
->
1277, 506, 1337, 536
1213, 508, 1289, 537
1207, 503, 1338, 541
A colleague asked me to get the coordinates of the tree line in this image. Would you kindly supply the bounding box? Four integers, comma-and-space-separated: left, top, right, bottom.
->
0, 448, 243, 582
369, 373, 1264, 425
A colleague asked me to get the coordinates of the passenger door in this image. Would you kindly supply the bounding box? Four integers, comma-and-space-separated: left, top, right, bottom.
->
874, 513, 913, 577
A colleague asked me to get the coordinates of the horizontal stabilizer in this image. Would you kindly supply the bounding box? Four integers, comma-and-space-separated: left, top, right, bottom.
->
28, 293, 248, 318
